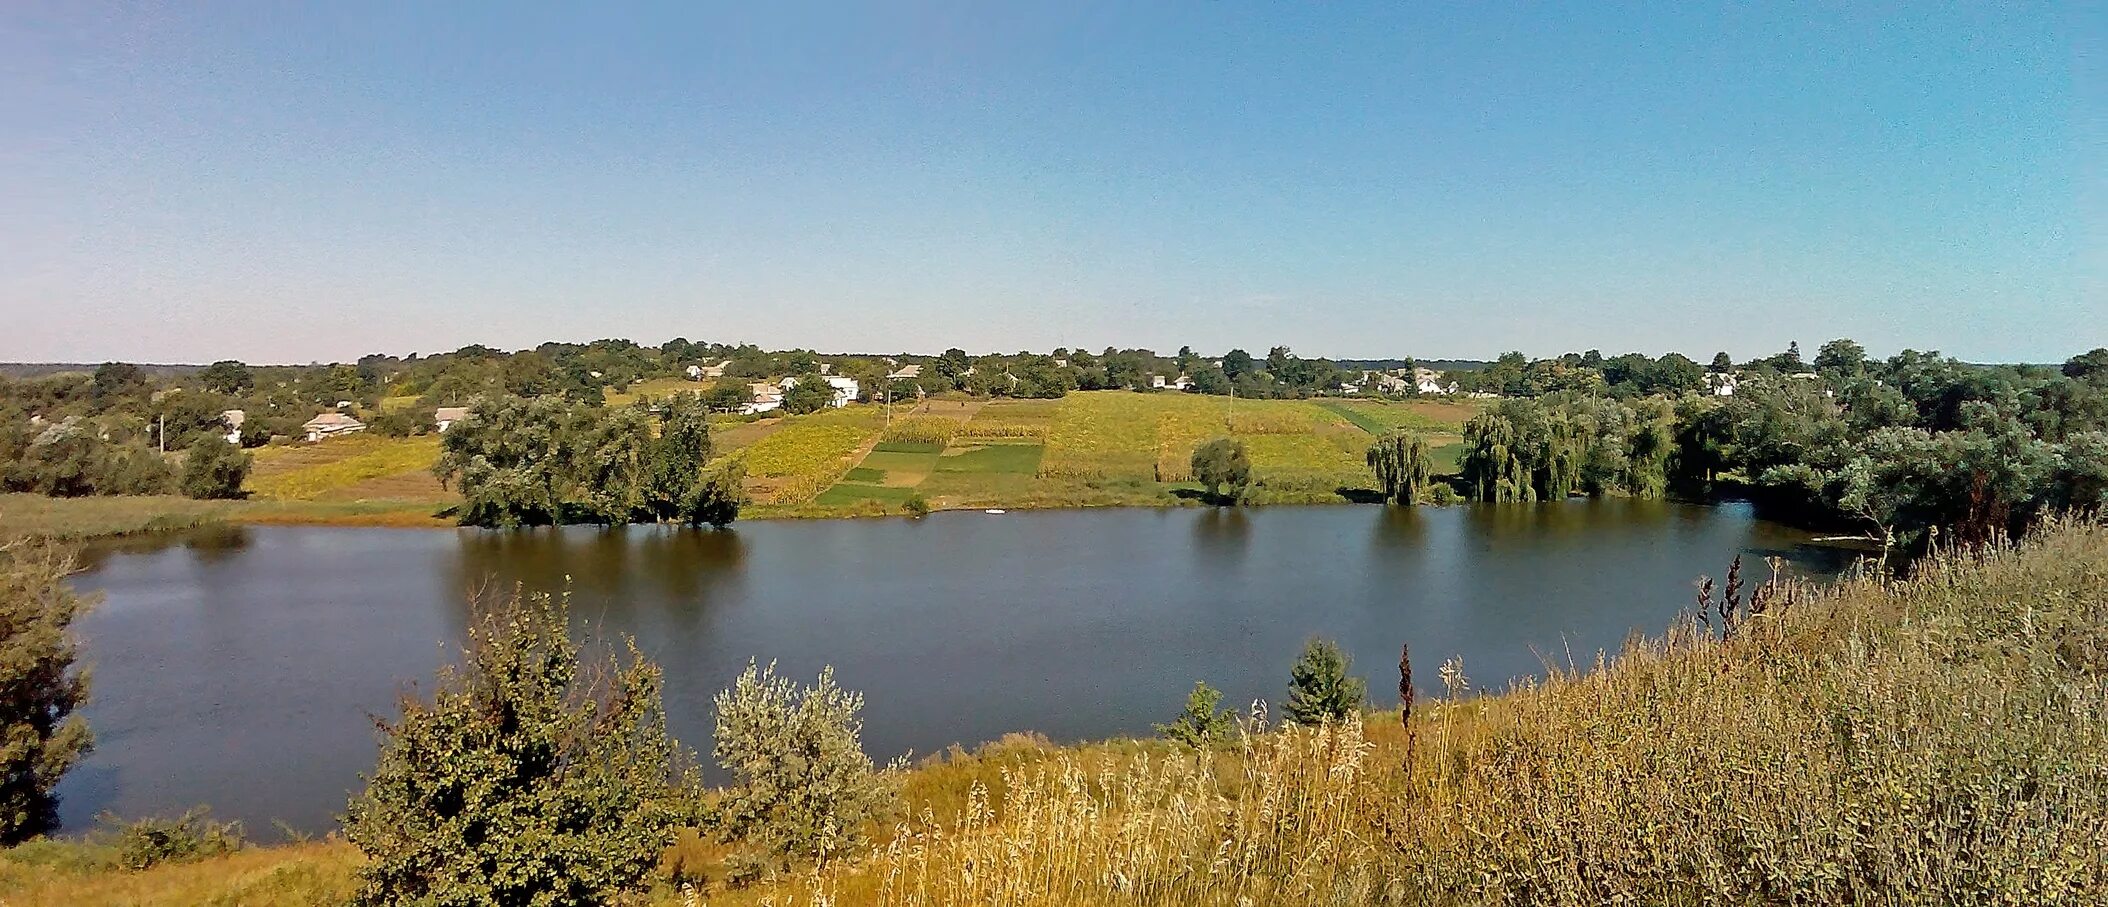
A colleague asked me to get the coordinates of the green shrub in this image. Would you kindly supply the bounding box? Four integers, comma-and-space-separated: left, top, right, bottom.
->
904, 494, 930, 517
1283, 637, 1364, 725
710, 661, 895, 880
179, 437, 250, 500
1190, 437, 1251, 502
110, 808, 244, 870
1155, 681, 1235, 748
344, 589, 691, 905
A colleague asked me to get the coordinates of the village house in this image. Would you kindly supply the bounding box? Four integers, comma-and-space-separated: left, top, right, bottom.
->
1363, 372, 1412, 395
302, 412, 366, 442
1150, 374, 1194, 392
743, 381, 784, 415
886, 363, 922, 381
781, 375, 859, 408
685, 360, 730, 380
433, 406, 471, 432
1413, 367, 1456, 396
220, 409, 245, 444
1705, 372, 1739, 397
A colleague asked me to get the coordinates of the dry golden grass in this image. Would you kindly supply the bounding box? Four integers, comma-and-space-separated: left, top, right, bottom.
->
0, 841, 360, 907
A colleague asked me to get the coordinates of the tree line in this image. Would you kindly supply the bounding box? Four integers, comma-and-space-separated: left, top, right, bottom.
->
434, 393, 744, 528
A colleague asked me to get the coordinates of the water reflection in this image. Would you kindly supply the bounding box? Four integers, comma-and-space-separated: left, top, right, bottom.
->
182, 524, 251, 563
1191, 508, 1251, 563
449, 526, 750, 608
59, 503, 1848, 836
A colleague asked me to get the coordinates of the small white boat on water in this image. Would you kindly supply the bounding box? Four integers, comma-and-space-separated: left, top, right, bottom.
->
984, 509, 1006, 514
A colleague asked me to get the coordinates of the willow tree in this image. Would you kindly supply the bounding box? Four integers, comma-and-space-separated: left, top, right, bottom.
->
1367, 431, 1434, 505
1460, 412, 1530, 502
1538, 412, 1583, 500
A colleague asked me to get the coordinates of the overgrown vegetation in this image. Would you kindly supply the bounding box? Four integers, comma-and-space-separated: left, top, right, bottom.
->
343, 588, 691, 906
707, 661, 896, 883
0, 543, 93, 845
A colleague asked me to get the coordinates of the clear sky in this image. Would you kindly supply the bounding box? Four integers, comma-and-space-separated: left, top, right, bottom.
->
2, 2, 2096, 365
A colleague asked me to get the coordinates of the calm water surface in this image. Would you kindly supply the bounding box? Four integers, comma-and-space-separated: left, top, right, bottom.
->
59, 500, 1844, 833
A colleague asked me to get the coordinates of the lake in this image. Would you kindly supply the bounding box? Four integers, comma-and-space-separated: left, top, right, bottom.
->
57, 500, 1846, 834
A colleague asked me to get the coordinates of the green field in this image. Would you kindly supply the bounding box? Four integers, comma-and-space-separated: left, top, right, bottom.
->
807, 390, 1479, 516
7, 392, 1486, 537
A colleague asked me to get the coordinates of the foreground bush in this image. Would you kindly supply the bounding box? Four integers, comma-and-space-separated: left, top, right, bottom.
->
709, 661, 895, 882
0, 543, 93, 844
343, 589, 691, 906
111, 809, 243, 871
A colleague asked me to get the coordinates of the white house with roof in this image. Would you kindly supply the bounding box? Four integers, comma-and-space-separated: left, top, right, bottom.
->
1705, 372, 1739, 397
1149, 374, 1194, 391
220, 409, 245, 444
433, 406, 472, 431
743, 381, 784, 415
781, 375, 859, 408
886, 363, 922, 381
302, 412, 366, 442
1413, 367, 1456, 396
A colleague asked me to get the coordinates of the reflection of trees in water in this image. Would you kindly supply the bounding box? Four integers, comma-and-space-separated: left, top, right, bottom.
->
1371, 506, 1428, 550
445, 527, 749, 630
1191, 509, 1250, 562
181, 524, 251, 563
1456, 497, 1689, 544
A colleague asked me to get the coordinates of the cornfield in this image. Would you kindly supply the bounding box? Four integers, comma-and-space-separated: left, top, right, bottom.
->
881, 417, 961, 447
738, 409, 883, 504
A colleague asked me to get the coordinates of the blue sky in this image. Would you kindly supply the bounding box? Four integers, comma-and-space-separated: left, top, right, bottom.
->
1, 2, 2095, 364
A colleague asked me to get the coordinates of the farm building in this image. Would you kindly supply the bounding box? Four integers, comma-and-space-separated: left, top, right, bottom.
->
744, 381, 784, 415
434, 406, 471, 431
302, 412, 366, 442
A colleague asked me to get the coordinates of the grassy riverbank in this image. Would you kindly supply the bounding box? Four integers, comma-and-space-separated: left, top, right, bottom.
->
8, 520, 2102, 905
2, 392, 1483, 539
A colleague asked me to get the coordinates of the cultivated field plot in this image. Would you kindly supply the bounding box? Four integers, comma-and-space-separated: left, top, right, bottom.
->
1313, 398, 1480, 434
736, 407, 886, 504
811, 391, 1477, 513
707, 415, 784, 456
1041, 391, 1368, 483
247, 435, 447, 502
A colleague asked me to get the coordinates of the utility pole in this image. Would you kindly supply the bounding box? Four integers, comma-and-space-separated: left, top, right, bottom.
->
158, 414, 166, 453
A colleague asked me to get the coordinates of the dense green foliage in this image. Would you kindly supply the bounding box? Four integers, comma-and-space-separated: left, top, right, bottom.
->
1459, 396, 1674, 502
709, 661, 894, 878
343, 589, 688, 907
1444, 345, 2108, 550
434, 393, 744, 528
1283, 638, 1365, 725
1189, 437, 1251, 501
0, 544, 93, 844
1366, 431, 1434, 504
177, 437, 250, 500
